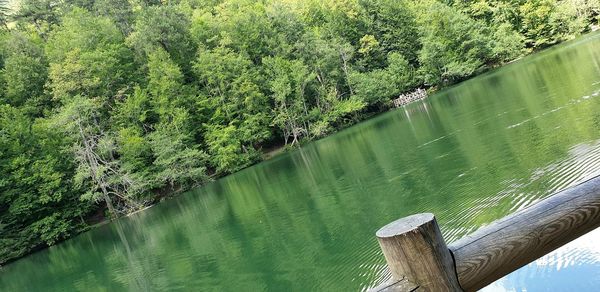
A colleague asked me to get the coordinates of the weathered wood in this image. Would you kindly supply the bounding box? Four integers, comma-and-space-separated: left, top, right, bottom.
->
369, 278, 419, 292
376, 213, 462, 291
449, 176, 600, 291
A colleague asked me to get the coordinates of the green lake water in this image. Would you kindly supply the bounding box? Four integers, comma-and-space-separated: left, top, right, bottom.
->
2, 33, 600, 291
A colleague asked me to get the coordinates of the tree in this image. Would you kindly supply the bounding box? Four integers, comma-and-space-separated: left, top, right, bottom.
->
194, 47, 271, 172
53, 97, 142, 218
44, 9, 139, 218
449, 1, 525, 63
93, 0, 135, 36
490, 23, 525, 63
190, 0, 277, 63
46, 8, 135, 104
148, 109, 210, 190
519, 0, 560, 48
1, 0, 598, 265
146, 48, 185, 119
0, 105, 92, 262
349, 52, 413, 105
357, 0, 421, 66
302, 0, 364, 46
0, 0, 10, 30
263, 56, 314, 145
144, 48, 210, 187
127, 5, 195, 75
14, 0, 61, 39
517, 0, 590, 48
1, 33, 48, 112
416, 2, 492, 85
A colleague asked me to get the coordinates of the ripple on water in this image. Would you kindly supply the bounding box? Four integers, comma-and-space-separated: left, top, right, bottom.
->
3, 33, 600, 292
476, 139, 600, 290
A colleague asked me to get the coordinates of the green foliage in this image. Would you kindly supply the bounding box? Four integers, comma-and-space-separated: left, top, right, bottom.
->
1, 33, 48, 111
146, 48, 185, 118
264, 56, 314, 145
204, 123, 252, 173
356, 0, 421, 66
190, 0, 278, 62
30, 213, 71, 245
0, 105, 92, 263
491, 23, 525, 63
93, 0, 135, 35
14, 0, 61, 39
0, 0, 596, 264
127, 5, 195, 73
46, 8, 134, 103
350, 52, 413, 104
0, 0, 10, 30
308, 95, 365, 138
194, 47, 271, 172
149, 110, 209, 189
520, 0, 562, 47
417, 2, 493, 84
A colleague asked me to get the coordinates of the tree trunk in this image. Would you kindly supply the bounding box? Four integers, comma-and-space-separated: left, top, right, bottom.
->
77, 118, 118, 218
340, 50, 354, 96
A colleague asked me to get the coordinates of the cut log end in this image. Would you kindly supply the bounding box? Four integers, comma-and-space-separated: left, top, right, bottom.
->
376, 213, 434, 238
375, 213, 462, 291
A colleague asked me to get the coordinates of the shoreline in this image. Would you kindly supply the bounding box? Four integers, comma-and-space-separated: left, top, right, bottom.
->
3, 31, 599, 268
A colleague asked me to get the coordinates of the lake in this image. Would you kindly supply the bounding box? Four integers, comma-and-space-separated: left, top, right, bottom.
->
2, 32, 600, 291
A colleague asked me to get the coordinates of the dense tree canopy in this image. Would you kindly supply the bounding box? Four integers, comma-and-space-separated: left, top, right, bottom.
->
0, 0, 597, 263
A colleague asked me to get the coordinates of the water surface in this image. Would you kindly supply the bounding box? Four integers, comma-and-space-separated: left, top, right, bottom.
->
2, 33, 600, 291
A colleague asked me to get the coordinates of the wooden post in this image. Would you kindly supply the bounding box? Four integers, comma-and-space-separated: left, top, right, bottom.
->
373, 177, 600, 292
376, 213, 462, 291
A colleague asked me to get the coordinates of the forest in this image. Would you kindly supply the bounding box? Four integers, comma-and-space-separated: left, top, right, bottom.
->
0, 0, 598, 264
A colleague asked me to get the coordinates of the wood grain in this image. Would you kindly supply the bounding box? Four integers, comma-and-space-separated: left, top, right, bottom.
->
370, 278, 419, 292
449, 176, 600, 291
376, 213, 462, 291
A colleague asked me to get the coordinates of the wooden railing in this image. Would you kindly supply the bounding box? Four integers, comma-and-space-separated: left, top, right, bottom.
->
372, 176, 600, 291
